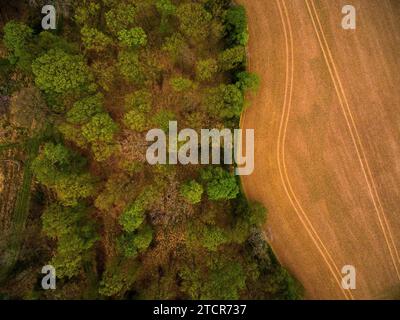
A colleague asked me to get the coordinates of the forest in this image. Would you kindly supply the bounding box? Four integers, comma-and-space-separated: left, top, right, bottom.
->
0, 0, 302, 299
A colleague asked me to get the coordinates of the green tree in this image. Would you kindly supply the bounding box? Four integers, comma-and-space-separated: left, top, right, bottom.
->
82, 113, 118, 143
55, 173, 96, 206
162, 33, 186, 60
117, 224, 153, 258
124, 109, 148, 132
52, 228, 97, 279
152, 110, 176, 132
170, 76, 195, 92
225, 6, 249, 46
218, 46, 246, 71
188, 224, 229, 251
81, 26, 113, 52
42, 202, 98, 278
206, 84, 244, 119
156, 0, 177, 16
74, 2, 101, 26
41, 203, 82, 238
201, 259, 246, 299
180, 256, 246, 299
240, 200, 267, 227
31, 143, 95, 206
176, 3, 212, 42
35, 31, 78, 56
196, 58, 218, 82
32, 49, 91, 94
105, 4, 136, 35
91, 142, 117, 162
91, 61, 117, 92
156, 0, 177, 32
3, 21, 33, 71
99, 259, 139, 297
200, 167, 239, 201
118, 28, 147, 48
32, 143, 81, 186
235, 71, 260, 93
133, 224, 154, 251
230, 198, 267, 244
119, 184, 162, 232
117, 50, 144, 84
58, 123, 88, 148
3, 21, 32, 54
67, 93, 104, 125
119, 201, 146, 233
125, 89, 152, 112
51, 234, 85, 278
180, 180, 203, 204
201, 226, 229, 251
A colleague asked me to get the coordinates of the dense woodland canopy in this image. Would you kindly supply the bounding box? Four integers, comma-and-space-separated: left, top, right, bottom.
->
0, 0, 302, 299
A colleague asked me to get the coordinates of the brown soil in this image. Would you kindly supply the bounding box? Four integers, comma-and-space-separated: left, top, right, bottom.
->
239, 0, 400, 299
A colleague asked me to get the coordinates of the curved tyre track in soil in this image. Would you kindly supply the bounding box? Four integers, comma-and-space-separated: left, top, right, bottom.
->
275, 0, 353, 299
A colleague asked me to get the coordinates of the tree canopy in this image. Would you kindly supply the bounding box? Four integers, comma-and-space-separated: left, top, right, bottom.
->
118, 28, 148, 48
32, 49, 91, 94
180, 180, 204, 204
201, 166, 240, 201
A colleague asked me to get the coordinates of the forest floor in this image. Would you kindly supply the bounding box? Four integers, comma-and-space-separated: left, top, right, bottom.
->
239, 0, 400, 299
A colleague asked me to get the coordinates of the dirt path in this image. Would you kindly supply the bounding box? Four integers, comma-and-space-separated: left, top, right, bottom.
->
0, 138, 39, 283
239, 0, 400, 299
